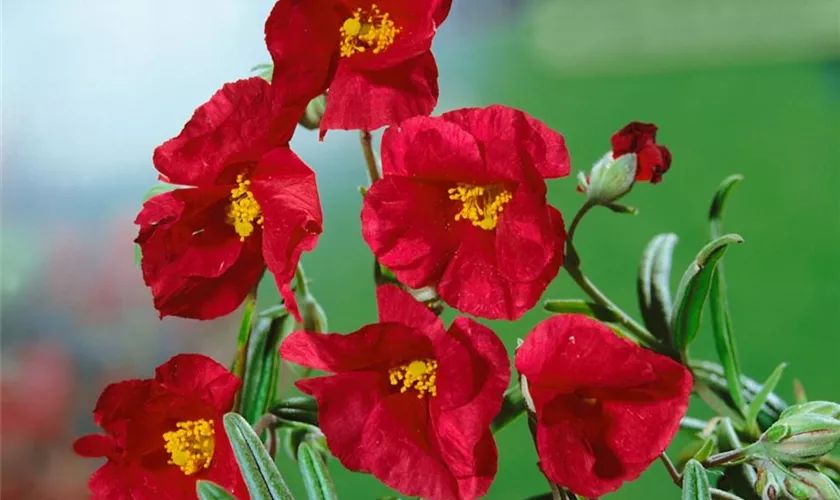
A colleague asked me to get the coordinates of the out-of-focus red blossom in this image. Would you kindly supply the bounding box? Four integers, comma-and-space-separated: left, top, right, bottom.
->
611, 122, 672, 183
515, 314, 693, 498
1, 342, 76, 441
135, 77, 322, 321
280, 284, 510, 500
361, 105, 570, 320
265, 0, 452, 137
73, 354, 247, 500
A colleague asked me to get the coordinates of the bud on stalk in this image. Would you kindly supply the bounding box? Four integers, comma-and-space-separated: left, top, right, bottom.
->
581, 152, 638, 205
757, 402, 840, 464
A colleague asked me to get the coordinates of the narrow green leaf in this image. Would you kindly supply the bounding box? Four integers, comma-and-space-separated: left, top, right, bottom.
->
695, 383, 747, 429
491, 387, 526, 433
223, 413, 295, 500
250, 63, 273, 71
542, 299, 619, 322
693, 434, 718, 463
707, 175, 747, 417
637, 233, 679, 343
745, 363, 787, 434
708, 175, 743, 239
691, 360, 788, 420
196, 480, 239, 500
240, 313, 296, 424
682, 460, 712, 500
251, 62, 274, 82
672, 234, 744, 356
298, 442, 338, 500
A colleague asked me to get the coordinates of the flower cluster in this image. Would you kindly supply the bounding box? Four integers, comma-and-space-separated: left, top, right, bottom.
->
75, 1, 706, 499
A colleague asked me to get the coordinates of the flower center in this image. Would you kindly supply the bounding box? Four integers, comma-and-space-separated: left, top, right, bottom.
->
448, 184, 513, 230
389, 359, 438, 398
162, 419, 215, 476
227, 174, 263, 241
339, 4, 401, 58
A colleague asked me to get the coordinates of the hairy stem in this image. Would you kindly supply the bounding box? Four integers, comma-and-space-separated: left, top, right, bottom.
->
360, 130, 380, 183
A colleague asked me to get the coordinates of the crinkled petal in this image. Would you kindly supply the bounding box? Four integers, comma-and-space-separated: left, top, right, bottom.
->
430, 317, 508, 498
441, 105, 571, 180
265, 0, 340, 107
250, 147, 323, 322
73, 434, 120, 459
153, 78, 290, 187
154, 354, 240, 413
375, 284, 441, 332
281, 323, 430, 373
362, 177, 458, 288
92, 379, 156, 434
320, 52, 438, 136
380, 115, 485, 180
495, 189, 557, 283
438, 227, 553, 320
295, 372, 387, 472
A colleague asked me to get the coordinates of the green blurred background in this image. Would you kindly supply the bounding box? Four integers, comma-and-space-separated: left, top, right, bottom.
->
2, 0, 838, 498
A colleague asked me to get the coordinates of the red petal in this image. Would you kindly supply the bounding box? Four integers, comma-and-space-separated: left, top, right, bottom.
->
154, 354, 240, 413
375, 284, 440, 331
265, 0, 340, 107
153, 78, 289, 187
433, 0, 453, 25
135, 187, 267, 319
358, 391, 461, 500
281, 323, 430, 373
250, 148, 323, 321
495, 189, 558, 283
441, 105, 571, 180
437, 227, 555, 320
361, 177, 458, 288
73, 434, 119, 459
380, 115, 485, 181
91, 379, 156, 434
429, 317, 509, 498
516, 314, 693, 497
295, 372, 387, 472
320, 52, 438, 136
87, 462, 157, 500
611, 121, 658, 158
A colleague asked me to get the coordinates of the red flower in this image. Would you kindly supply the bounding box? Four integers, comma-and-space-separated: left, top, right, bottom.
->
515, 315, 693, 498
265, 0, 451, 137
135, 77, 322, 321
611, 122, 672, 184
361, 105, 569, 320
73, 354, 246, 500
280, 284, 510, 500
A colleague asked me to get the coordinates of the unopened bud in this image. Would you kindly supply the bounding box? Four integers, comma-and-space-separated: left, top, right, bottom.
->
299, 294, 328, 333
779, 401, 840, 419
759, 411, 840, 463
784, 465, 840, 499
299, 94, 326, 130
584, 152, 638, 204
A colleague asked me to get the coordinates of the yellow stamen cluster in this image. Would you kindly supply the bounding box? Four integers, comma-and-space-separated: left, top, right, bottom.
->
339, 4, 401, 58
227, 174, 263, 241
389, 359, 438, 398
162, 419, 215, 476
448, 184, 513, 230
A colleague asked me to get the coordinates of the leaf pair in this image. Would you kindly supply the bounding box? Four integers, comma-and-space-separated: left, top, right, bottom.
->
197, 413, 337, 500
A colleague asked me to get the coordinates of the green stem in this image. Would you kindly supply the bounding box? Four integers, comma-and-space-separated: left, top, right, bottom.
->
562, 203, 661, 349
295, 263, 310, 296
359, 130, 380, 183
233, 286, 259, 410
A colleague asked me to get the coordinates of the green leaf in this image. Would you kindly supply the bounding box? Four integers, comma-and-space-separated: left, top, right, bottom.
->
223, 413, 295, 500
707, 175, 747, 417
691, 360, 788, 421
239, 313, 296, 424
637, 233, 679, 344
745, 363, 787, 435
196, 480, 239, 500
693, 434, 718, 463
695, 383, 748, 429
251, 62, 274, 82
542, 299, 619, 322
672, 234, 744, 356
298, 442, 338, 500
682, 459, 712, 500
709, 175, 743, 239
490, 387, 526, 433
